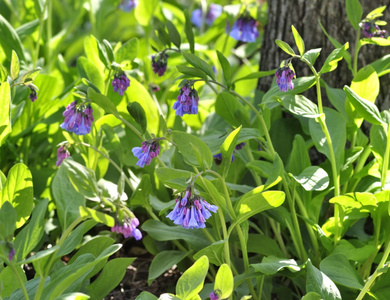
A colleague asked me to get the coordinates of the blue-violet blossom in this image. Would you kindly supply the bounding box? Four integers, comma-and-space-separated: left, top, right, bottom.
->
28, 86, 37, 102
213, 142, 245, 165
111, 217, 142, 240
152, 53, 169, 76
8, 247, 15, 261
112, 73, 131, 96
191, 3, 223, 28
173, 82, 199, 117
132, 140, 160, 168
275, 65, 295, 92
119, 0, 138, 12
209, 290, 220, 300
60, 101, 94, 135
361, 21, 386, 38
56, 145, 70, 167
167, 188, 218, 229
229, 15, 259, 43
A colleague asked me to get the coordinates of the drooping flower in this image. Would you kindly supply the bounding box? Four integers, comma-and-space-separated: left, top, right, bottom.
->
132, 140, 161, 168
152, 52, 169, 76
228, 15, 259, 43
56, 144, 70, 167
275, 65, 295, 92
209, 290, 220, 300
213, 152, 235, 165
28, 86, 37, 102
8, 247, 15, 261
111, 217, 142, 240
235, 142, 246, 150
60, 101, 94, 135
360, 21, 386, 38
112, 73, 131, 96
167, 189, 218, 229
173, 82, 199, 117
191, 3, 223, 28
119, 0, 138, 12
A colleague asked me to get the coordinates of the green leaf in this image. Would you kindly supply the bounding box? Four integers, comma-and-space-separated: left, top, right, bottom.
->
193, 240, 225, 266
0, 163, 33, 228
135, 292, 158, 300
115, 38, 139, 65
0, 63, 7, 82
291, 25, 305, 56
0, 14, 25, 60
86, 257, 135, 299
329, 192, 376, 209
10, 50, 20, 80
301, 292, 323, 300
87, 87, 119, 117
135, 0, 158, 26
320, 43, 349, 74
182, 52, 215, 80
0, 82, 11, 147
275, 94, 320, 118
53, 293, 90, 300
288, 134, 311, 175
127, 102, 147, 134
320, 254, 364, 289
369, 54, 390, 77
184, 10, 195, 54
232, 70, 275, 83
344, 85, 385, 125
306, 260, 342, 300
13, 199, 48, 262
366, 6, 387, 19
0, 266, 27, 298
102, 40, 115, 64
148, 251, 188, 284
166, 21, 181, 49
251, 256, 300, 275
346, 0, 363, 30
79, 207, 115, 227
171, 131, 213, 170
0, 201, 17, 240
77, 57, 104, 92
215, 92, 251, 128
176, 65, 208, 80
217, 50, 232, 86
275, 39, 296, 56
19, 67, 42, 85
155, 168, 194, 190
361, 37, 390, 46
84, 35, 106, 72
220, 126, 241, 178
214, 264, 234, 299
176, 256, 209, 300
303, 48, 322, 66
290, 166, 329, 191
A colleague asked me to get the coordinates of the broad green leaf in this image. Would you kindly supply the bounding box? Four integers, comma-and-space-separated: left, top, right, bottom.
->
247, 234, 285, 257
0, 201, 17, 240
346, 0, 363, 30
320, 254, 364, 289
102, 39, 115, 64
127, 102, 147, 134
155, 168, 194, 190
301, 292, 323, 300
275, 39, 296, 56
171, 131, 213, 170
217, 50, 232, 86
290, 166, 329, 191
291, 25, 305, 56
332, 240, 376, 263
193, 240, 225, 266
369, 54, 390, 77
0, 15, 25, 60
68, 236, 115, 265
182, 52, 215, 80
275, 94, 320, 118
148, 251, 188, 284
251, 256, 300, 275
10, 50, 20, 80
319, 43, 349, 74
176, 256, 209, 300
306, 260, 342, 300
232, 70, 275, 83
176, 65, 208, 80
19, 67, 42, 85
184, 10, 195, 54
215, 92, 251, 128
288, 134, 311, 175
220, 126, 241, 178
79, 207, 115, 227
13, 199, 48, 261
84, 35, 106, 72
303, 48, 322, 66
9, 277, 49, 300
370, 111, 390, 167
200, 178, 226, 212
0, 63, 7, 82
0, 163, 33, 228
166, 21, 181, 49
136, 292, 158, 300
0, 82, 11, 146
366, 6, 386, 19
329, 193, 377, 209
214, 264, 233, 299
88, 87, 120, 117
77, 57, 104, 92
361, 37, 390, 47
0, 266, 27, 298
115, 38, 139, 65
86, 257, 135, 299
135, 0, 159, 26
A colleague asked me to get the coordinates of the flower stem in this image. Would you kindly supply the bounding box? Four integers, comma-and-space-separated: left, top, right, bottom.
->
353, 30, 361, 75
33, 0, 49, 68
116, 115, 145, 141
9, 262, 29, 300
381, 122, 390, 188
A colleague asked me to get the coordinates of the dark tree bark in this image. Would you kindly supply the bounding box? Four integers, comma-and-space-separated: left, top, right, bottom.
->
258, 0, 390, 110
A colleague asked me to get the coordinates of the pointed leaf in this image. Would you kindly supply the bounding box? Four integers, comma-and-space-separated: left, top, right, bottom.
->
182, 52, 215, 80
291, 25, 305, 56
346, 0, 363, 30
275, 39, 296, 56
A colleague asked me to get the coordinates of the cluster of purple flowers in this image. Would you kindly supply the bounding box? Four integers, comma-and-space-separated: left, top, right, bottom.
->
119, 0, 137, 12
229, 15, 259, 43
360, 21, 386, 38
191, 3, 223, 28
56, 145, 70, 167
209, 290, 220, 300
60, 101, 94, 135
152, 53, 169, 76
275, 65, 295, 92
111, 217, 142, 240
132, 140, 161, 168
173, 82, 199, 117
28, 86, 37, 102
112, 73, 131, 96
213, 142, 246, 165
167, 188, 218, 229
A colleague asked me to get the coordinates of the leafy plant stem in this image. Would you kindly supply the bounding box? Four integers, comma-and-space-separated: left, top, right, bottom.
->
257, 275, 265, 300
33, 0, 49, 68
46, 0, 53, 72
353, 31, 361, 75
348, 146, 371, 192
244, 144, 263, 185
9, 261, 29, 300
268, 217, 289, 258
380, 122, 390, 188
116, 115, 145, 141
356, 239, 390, 300
105, 69, 113, 95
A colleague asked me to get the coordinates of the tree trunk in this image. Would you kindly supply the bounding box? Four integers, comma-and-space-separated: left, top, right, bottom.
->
258, 0, 390, 109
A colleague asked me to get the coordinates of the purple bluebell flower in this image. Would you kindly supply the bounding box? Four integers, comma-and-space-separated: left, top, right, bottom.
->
173, 82, 199, 117
235, 142, 246, 150
8, 247, 15, 261
275, 65, 295, 92
112, 73, 131, 96
152, 53, 169, 76
210, 290, 220, 300
111, 217, 142, 240
228, 15, 259, 43
360, 21, 386, 38
56, 145, 70, 167
28, 86, 37, 102
119, 0, 138, 12
132, 140, 161, 168
213, 152, 235, 165
60, 101, 94, 135
191, 3, 223, 28
167, 189, 218, 229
